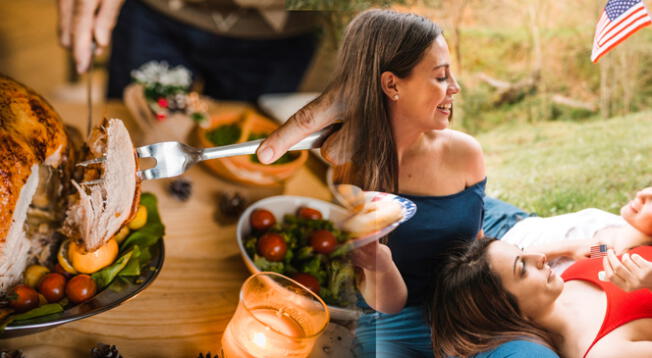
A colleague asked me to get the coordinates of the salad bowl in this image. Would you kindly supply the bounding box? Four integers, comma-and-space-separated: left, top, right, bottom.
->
236, 195, 361, 321
236, 194, 416, 321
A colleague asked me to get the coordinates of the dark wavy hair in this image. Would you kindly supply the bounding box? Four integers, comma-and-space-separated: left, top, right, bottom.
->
426, 238, 558, 357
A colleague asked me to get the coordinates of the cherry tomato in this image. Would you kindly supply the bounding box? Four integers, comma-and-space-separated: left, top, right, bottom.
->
38, 273, 66, 303
8, 284, 39, 313
292, 273, 320, 294
257, 233, 287, 262
54, 263, 73, 279
250, 209, 276, 231
297, 207, 322, 220
310, 230, 338, 255
65, 274, 97, 304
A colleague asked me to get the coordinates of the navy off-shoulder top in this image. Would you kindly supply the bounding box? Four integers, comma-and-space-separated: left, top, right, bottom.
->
388, 178, 486, 306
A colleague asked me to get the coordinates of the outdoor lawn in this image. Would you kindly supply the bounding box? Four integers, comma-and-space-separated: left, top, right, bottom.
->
477, 111, 652, 217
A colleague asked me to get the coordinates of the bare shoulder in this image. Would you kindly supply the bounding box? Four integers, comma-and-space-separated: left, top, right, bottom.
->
445, 129, 483, 155
442, 130, 485, 184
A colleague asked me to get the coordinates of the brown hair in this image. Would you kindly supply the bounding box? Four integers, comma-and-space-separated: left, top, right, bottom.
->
320, 9, 444, 193
427, 238, 558, 357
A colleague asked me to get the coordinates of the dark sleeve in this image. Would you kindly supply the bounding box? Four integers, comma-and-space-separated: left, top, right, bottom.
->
473, 340, 560, 358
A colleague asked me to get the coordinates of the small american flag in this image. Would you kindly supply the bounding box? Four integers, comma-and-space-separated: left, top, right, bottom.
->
589, 244, 608, 259
591, 0, 652, 63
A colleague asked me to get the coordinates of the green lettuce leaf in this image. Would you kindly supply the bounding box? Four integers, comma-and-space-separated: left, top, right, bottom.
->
121, 193, 164, 252
11, 303, 64, 322
92, 249, 135, 289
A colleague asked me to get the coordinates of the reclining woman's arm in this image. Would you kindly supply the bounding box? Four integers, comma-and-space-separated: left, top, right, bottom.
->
527, 224, 652, 261
605, 224, 652, 253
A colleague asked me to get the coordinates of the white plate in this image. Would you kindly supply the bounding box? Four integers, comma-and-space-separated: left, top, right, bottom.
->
236, 195, 361, 321
348, 192, 417, 249
325, 167, 417, 249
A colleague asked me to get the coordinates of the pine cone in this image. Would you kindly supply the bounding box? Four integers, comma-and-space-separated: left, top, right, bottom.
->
90, 343, 122, 358
0, 350, 26, 358
217, 192, 246, 219
168, 178, 192, 201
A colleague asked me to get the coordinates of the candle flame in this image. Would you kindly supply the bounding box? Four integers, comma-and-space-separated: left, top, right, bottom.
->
253, 332, 267, 348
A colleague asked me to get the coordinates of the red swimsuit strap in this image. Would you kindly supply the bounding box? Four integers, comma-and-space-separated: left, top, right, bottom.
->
561, 246, 652, 358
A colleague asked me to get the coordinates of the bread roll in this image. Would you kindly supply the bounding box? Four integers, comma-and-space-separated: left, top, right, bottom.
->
342, 200, 403, 237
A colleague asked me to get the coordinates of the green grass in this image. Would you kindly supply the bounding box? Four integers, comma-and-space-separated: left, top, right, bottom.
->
477, 111, 652, 216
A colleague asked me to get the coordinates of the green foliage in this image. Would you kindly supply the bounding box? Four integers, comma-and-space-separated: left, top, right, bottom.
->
446, 3, 652, 132
143, 84, 187, 101
479, 111, 652, 216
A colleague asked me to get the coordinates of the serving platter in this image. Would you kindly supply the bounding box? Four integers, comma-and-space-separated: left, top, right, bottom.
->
1, 239, 164, 338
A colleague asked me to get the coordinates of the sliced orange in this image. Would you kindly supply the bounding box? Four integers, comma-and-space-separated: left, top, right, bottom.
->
69, 239, 119, 274
57, 240, 77, 275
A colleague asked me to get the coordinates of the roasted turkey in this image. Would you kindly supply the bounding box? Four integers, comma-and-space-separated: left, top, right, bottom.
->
0, 74, 69, 293
0, 75, 140, 295
61, 117, 141, 252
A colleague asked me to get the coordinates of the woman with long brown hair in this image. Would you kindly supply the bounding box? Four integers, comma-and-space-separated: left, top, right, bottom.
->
430, 232, 652, 357
259, 9, 485, 357
429, 239, 558, 357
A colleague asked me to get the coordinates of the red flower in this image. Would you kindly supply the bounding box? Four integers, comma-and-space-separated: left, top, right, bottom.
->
157, 98, 169, 108
156, 112, 167, 121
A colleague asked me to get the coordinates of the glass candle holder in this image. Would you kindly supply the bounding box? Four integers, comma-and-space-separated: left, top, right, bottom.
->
221, 272, 330, 358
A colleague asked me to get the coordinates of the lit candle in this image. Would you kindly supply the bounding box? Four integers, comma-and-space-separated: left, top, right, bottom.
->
221, 272, 329, 358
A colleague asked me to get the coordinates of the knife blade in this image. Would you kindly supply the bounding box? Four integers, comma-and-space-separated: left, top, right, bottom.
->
86, 42, 96, 138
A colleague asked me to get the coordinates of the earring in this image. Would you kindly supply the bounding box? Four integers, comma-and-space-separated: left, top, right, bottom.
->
393, 94, 399, 100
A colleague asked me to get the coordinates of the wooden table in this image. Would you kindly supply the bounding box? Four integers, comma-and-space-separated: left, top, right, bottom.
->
0, 100, 333, 357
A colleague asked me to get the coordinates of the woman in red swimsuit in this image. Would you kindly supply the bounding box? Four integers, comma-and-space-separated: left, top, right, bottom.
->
426, 189, 652, 358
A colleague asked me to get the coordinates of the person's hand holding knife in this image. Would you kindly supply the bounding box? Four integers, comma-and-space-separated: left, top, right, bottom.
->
57, 0, 125, 73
